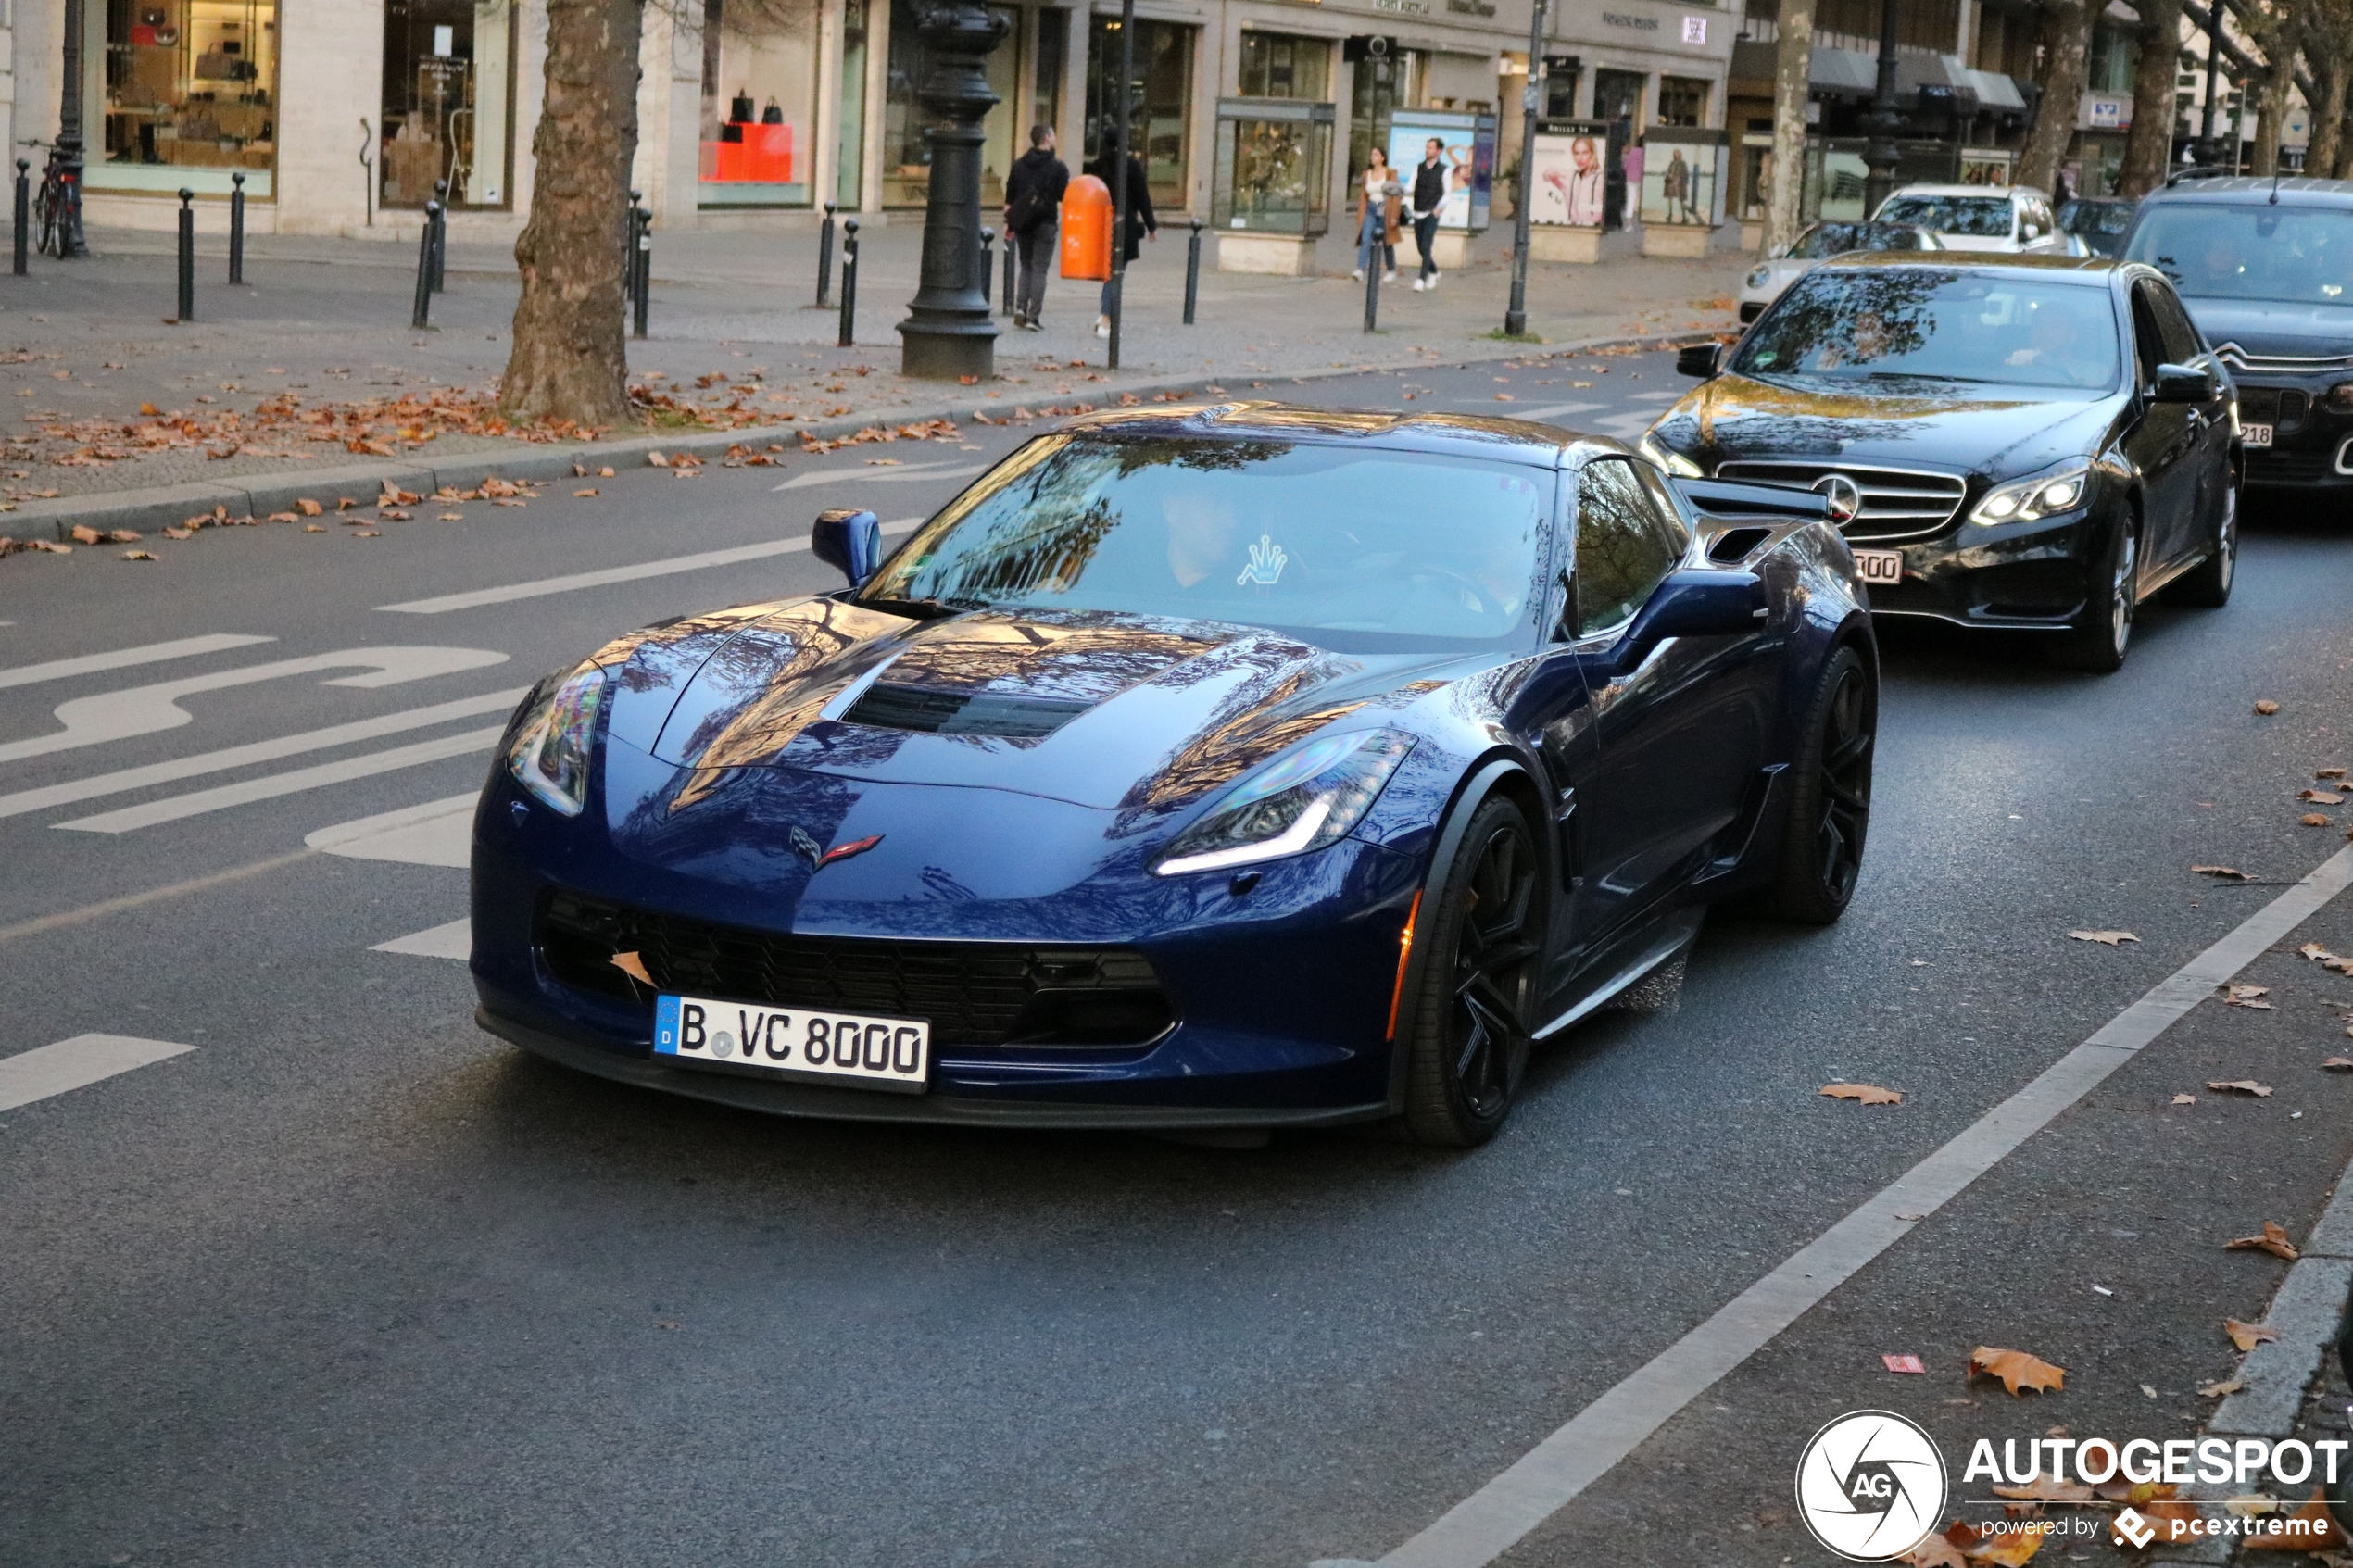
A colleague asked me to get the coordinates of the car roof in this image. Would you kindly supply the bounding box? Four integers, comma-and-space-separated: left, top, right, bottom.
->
1884, 183, 2045, 200
1809, 250, 2121, 282
2144, 174, 2353, 207
1055, 401, 1624, 468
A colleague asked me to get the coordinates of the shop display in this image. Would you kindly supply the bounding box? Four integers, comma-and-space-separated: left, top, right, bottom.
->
100, 0, 278, 197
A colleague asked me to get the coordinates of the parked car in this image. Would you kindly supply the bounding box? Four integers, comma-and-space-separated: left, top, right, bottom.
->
1871, 184, 2069, 253
2057, 196, 2136, 257
1642, 253, 2240, 672
1739, 222, 1945, 321
2120, 175, 2353, 492
472, 406, 1874, 1147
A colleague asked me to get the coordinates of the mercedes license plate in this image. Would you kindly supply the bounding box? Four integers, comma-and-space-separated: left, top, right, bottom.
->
1853, 548, 1904, 587
2243, 422, 2273, 448
654, 992, 930, 1093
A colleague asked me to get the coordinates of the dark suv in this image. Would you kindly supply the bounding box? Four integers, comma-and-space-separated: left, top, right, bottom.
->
2121, 177, 2353, 491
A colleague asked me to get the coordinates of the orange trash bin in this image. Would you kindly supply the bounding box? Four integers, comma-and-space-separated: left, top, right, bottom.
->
1060, 174, 1112, 281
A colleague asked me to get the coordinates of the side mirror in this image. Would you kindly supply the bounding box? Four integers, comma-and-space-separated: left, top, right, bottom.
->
1614, 568, 1766, 664
2152, 362, 2216, 403
812, 508, 884, 587
1676, 342, 1723, 379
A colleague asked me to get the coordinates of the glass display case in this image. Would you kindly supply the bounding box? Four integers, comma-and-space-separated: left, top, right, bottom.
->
378, 0, 518, 209
1212, 98, 1333, 236
100, 0, 280, 197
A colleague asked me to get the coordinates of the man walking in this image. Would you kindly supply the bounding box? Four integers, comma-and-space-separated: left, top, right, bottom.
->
1089, 143, 1157, 339
1410, 137, 1446, 291
1002, 125, 1068, 332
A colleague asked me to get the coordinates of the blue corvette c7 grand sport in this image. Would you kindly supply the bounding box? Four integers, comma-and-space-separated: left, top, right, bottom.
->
471, 403, 1876, 1147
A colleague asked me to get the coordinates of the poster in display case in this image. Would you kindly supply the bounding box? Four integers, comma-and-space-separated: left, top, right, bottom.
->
1386, 110, 1495, 232
1638, 130, 1725, 227
1529, 119, 1609, 228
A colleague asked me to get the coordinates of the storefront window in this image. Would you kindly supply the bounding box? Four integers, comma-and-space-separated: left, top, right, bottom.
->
883, 0, 1021, 207
837, 0, 868, 207
378, 0, 517, 208
1085, 16, 1193, 208
100, 0, 279, 197
1239, 31, 1329, 101
698, 0, 821, 207
1033, 9, 1065, 135
1657, 76, 1708, 129
1346, 45, 1420, 184
1212, 97, 1332, 235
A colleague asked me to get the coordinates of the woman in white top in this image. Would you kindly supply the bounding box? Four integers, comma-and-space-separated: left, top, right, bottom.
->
1353, 148, 1403, 283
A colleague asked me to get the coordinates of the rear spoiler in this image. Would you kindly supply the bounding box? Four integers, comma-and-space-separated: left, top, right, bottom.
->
1670, 476, 1833, 521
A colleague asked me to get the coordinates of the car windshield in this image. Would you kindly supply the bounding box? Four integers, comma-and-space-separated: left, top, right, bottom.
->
1789, 222, 1930, 259
1733, 269, 2121, 392
2059, 200, 2133, 236
862, 433, 1553, 653
1874, 194, 2016, 237
2124, 205, 2353, 306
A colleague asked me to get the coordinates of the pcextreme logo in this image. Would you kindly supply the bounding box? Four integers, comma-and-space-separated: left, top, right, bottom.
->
1794, 1411, 1948, 1561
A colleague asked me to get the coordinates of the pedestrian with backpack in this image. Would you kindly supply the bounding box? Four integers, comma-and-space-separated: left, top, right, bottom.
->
1003, 125, 1069, 331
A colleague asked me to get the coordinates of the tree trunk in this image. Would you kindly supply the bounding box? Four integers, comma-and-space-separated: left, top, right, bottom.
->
2118, 0, 2184, 195
1766, 0, 1816, 257
499, 0, 645, 428
2311, 58, 2347, 174
2019, 0, 2092, 193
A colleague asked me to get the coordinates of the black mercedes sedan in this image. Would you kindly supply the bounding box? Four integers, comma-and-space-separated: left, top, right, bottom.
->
1641, 253, 2239, 671
2120, 176, 2353, 493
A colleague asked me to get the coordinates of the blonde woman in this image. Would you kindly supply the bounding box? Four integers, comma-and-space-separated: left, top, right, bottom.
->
1353, 147, 1403, 283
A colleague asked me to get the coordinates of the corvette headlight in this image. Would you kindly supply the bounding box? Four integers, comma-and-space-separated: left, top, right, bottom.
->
1638, 433, 1704, 478
1969, 463, 2091, 526
507, 660, 608, 816
1154, 730, 1416, 877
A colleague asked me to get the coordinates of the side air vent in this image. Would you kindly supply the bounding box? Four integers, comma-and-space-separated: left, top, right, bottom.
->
844, 683, 1095, 739
1705, 526, 1773, 563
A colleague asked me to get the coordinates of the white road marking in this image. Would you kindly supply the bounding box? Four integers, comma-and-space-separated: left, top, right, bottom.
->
0, 1034, 194, 1112
1590, 409, 1656, 441
0, 633, 275, 691
372, 916, 471, 960
1627, 390, 1682, 403
1506, 402, 1605, 422
0, 688, 528, 823
1375, 839, 2353, 1568
377, 519, 923, 614
0, 646, 509, 767
56, 726, 505, 834
772, 462, 988, 492
307, 794, 475, 866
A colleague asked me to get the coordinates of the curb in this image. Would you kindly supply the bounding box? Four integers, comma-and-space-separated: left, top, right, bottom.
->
1, 330, 1723, 543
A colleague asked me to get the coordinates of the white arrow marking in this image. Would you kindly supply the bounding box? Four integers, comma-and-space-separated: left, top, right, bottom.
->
0, 633, 276, 691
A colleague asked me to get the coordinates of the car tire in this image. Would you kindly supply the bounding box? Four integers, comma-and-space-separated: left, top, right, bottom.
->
2052, 516, 2138, 673
2168, 479, 2237, 608
1398, 797, 1545, 1148
1764, 645, 1875, 925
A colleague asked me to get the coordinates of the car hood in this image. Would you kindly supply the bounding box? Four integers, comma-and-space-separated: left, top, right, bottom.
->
2176, 296, 2353, 362
1650, 371, 2120, 478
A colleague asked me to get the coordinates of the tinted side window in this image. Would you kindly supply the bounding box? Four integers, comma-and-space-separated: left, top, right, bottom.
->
2146, 280, 2207, 361
1575, 458, 1687, 635
2127, 285, 2168, 388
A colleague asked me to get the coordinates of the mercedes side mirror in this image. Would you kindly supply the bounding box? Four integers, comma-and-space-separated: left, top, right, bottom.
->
812, 508, 884, 587
2152, 362, 2217, 403
1613, 568, 1767, 665
1677, 343, 1723, 379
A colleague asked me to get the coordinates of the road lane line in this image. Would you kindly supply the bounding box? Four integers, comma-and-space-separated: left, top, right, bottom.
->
0, 850, 317, 945
1375, 840, 2353, 1568
0, 1035, 195, 1111
1506, 402, 1605, 422
377, 518, 923, 614
372, 916, 471, 959
772, 463, 988, 491
0, 633, 275, 690
0, 688, 528, 822
56, 727, 505, 834
307, 794, 475, 866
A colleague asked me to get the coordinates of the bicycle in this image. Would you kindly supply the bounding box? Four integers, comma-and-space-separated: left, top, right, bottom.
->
18, 140, 79, 258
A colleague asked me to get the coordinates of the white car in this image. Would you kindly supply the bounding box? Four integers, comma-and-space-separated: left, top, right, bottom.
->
1870, 184, 2074, 254
1737, 221, 1946, 321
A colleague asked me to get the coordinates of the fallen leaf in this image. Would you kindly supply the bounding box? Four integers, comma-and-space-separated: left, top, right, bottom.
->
2224, 1318, 2281, 1351
2222, 985, 2273, 1009
2199, 1376, 2246, 1397
1494, 393, 1516, 401
2141, 1383, 2160, 1398
1820, 1083, 1904, 1105
610, 951, 654, 986
2243, 1488, 2344, 1551
2070, 930, 2140, 946
378, 508, 410, 521
337, 496, 359, 510
266, 511, 299, 524
598, 466, 615, 477
2304, 944, 2342, 962
1884, 1353, 1928, 1373
2321, 768, 2350, 780
119, 549, 155, 560
69, 524, 102, 544
2300, 790, 2347, 804
2208, 1079, 2275, 1097
138, 401, 160, 416
303, 523, 326, 533
161, 526, 193, 540
2173, 1093, 2198, 1104
2226, 1221, 2301, 1261
107, 529, 141, 544
2255, 699, 2281, 714
646, 450, 670, 467
573, 487, 599, 497
351, 529, 378, 537
2308, 815, 2334, 828
1969, 1346, 2067, 1396
437, 511, 463, 521
2194, 865, 2251, 880
2324, 1058, 2353, 1071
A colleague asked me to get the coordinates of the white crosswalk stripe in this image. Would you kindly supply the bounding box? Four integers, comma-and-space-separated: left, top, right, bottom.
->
773, 463, 988, 492
0, 1034, 194, 1111
308, 795, 476, 866
372, 917, 472, 960
56, 727, 505, 834
0, 633, 275, 691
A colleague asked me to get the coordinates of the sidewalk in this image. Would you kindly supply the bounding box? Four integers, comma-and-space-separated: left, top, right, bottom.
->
0, 220, 1747, 530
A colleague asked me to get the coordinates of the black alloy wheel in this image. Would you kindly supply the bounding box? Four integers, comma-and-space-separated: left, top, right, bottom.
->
2168, 475, 2238, 608
1400, 797, 1545, 1147
1766, 645, 1875, 925
2054, 516, 2138, 672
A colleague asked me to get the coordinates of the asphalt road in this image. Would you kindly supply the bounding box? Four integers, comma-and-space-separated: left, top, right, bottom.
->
6, 353, 2353, 1568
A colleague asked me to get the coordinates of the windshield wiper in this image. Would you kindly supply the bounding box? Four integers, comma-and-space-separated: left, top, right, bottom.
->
863, 595, 987, 620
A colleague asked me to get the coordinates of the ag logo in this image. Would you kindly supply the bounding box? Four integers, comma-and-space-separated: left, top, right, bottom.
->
1794, 1410, 1947, 1561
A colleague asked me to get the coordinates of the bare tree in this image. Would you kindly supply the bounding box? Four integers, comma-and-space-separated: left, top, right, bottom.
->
2245, 0, 2306, 174
2118, 0, 2186, 194
1765, 0, 1816, 256
2019, 0, 2095, 193
2309, 0, 2351, 172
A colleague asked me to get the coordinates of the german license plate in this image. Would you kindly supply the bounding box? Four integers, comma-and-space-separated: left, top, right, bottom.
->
654, 992, 930, 1093
2243, 422, 2273, 448
1853, 548, 1904, 586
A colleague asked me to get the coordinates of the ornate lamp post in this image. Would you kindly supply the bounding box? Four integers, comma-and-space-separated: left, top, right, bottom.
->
1858, 0, 1904, 220
57, 0, 90, 257
896, 2, 1008, 380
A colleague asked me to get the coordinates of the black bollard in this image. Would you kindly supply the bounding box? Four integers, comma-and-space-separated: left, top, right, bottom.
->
1184, 218, 1202, 326
816, 201, 836, 307
410, 201, 438, 329
623, 190, 642, 306
175, 188, 195, 322
228, 171, 245, 284
429, 181, 448, 293
978, 227, 994, 309
1363, 240, 1380, 333
1001, 234, 1016, 318
633, 206, 651, 340
837, 220, 859, 347
12, 160, 26, 277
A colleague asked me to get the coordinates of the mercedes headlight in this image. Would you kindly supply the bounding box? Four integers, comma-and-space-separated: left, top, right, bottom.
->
1969, 463, 2091, 526
1638, 433, 1704, 478
507, 660, 609, 816
1154, 730, 1416, 877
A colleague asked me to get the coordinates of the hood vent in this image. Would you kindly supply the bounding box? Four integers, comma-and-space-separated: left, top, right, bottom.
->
845, 682, 1096, 738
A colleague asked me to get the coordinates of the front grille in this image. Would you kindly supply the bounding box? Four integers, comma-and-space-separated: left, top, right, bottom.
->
2216, 342, 2353, 375
844, 683, 1093, 738
537, 892, 1172, 1049
2237, 387, 2310, 432
2246, 445, 2339, 483
1714, 459, 1968, 541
